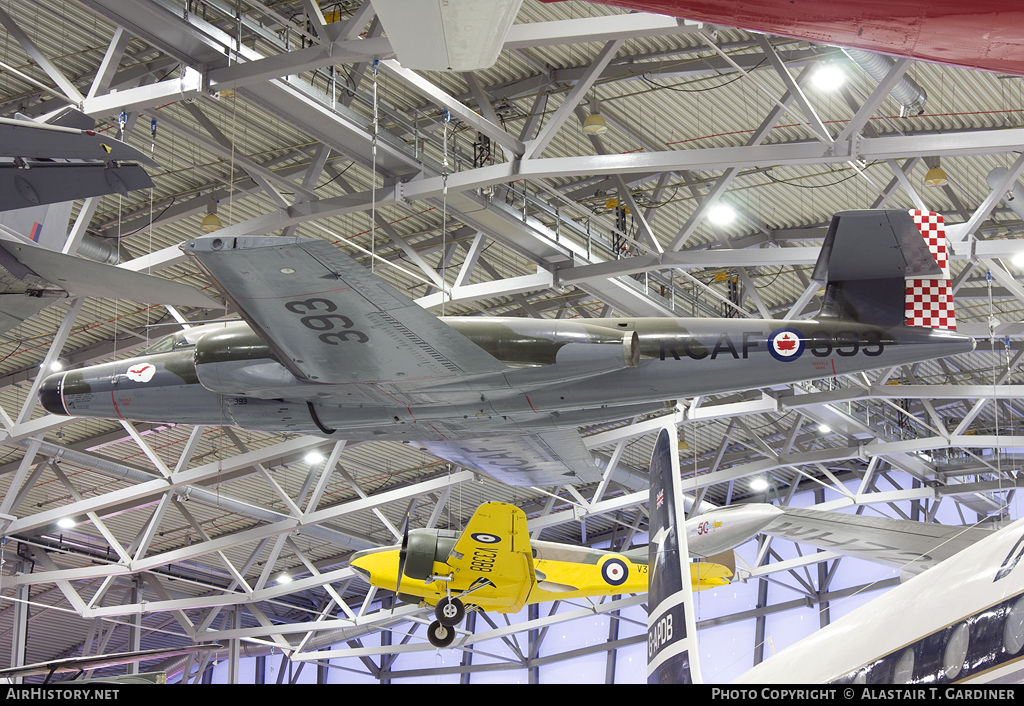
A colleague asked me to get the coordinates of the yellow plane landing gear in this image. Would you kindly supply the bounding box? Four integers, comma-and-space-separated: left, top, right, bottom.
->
427, 620, 456, 648
435, 596, 465, 627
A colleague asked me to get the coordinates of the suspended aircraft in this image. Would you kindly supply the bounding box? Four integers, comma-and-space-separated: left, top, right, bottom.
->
0, 110, 218, 333
348, 500, 764, 648
0, 207, 218, 333
0, 110, 158, 212
353, 492, 1002, 650
645, 426, 1024, 684
363, 0, 1024, 77
37, 208, 973, 487
564, 0, 1024, 77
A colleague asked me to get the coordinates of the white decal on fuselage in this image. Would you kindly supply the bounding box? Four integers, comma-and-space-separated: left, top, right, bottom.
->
126, 362, 156, 383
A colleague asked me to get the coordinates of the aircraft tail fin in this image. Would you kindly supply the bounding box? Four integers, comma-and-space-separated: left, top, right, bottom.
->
0, 202, 74, 252
813, 209, 956, 331
647, 427, 703, 684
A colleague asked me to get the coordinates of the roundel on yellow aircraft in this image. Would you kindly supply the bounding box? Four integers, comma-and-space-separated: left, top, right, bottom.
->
599, 555, 629, 586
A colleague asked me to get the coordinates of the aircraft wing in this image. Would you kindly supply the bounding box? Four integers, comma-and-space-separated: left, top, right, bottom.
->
0, 235, 219, 309
181, 235, 507, 384
448, 501, 535, 612
0, 116, 159, 166
0, 117, 158, 212
0, 164, 153, 212
415, 427, 604, 486
763, 507, 996, 574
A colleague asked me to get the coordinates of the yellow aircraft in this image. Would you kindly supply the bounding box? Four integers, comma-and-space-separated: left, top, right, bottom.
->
349, 501, 733, 648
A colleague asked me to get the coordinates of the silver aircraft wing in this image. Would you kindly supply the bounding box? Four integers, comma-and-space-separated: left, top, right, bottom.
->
181, 235, 507, 384
0, 233, 219, 309
414, 428, 604, 487
763, 506, 996, 574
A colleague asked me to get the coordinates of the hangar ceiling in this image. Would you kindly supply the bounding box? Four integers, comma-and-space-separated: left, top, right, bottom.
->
1, 0, 1024, 683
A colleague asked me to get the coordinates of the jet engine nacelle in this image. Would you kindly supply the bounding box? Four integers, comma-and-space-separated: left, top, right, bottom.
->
193, 322, 305, 397
443, 317, 639, 369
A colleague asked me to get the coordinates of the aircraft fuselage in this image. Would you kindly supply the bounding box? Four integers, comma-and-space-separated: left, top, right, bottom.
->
39, 315, 974, 440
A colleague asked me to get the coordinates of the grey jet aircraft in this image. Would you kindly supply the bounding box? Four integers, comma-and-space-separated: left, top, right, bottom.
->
38, 209, 975, 487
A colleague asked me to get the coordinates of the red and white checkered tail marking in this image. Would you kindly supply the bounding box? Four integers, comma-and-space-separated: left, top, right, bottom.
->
906, 279, 956, 330
905, 210, 956, 330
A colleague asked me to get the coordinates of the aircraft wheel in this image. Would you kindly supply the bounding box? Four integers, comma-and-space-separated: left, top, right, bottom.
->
435, 596, 465, 627
427, 620, 456, 648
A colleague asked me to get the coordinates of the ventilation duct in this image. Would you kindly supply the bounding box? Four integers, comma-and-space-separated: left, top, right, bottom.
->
844, 49, 928, 116
74, 235, 120, 265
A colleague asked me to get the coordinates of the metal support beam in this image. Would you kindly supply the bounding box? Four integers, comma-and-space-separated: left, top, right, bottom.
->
524, 39, 624, 160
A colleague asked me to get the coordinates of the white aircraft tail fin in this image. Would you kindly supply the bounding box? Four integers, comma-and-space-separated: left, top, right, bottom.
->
647, 426, 703, 684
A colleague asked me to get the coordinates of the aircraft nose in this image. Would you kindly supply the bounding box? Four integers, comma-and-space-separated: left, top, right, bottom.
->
38, 373, 66, 416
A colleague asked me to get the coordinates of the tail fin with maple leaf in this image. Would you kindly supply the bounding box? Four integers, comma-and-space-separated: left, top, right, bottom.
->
811, 209, 955, 331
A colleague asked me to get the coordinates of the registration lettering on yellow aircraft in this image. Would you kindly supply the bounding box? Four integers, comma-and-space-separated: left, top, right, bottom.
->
350, 501, 733, 648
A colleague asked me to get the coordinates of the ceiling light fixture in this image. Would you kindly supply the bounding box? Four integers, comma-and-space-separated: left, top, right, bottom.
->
819, 424, 832, 433
750, 477, 769, 491
200, 199, 222, 233
924, 166, 949, 187
57, 517, 76, 529
708, 202, 736, 225
582, 95, 609, 135
811, 64, 845, 91
304, 451, 325, 464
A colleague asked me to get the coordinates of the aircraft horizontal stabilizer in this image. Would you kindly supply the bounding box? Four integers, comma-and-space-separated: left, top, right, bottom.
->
691, 555, 733, 591
812, 209, 960, 331
812, 210, 940, 283
0, 164, 153, 212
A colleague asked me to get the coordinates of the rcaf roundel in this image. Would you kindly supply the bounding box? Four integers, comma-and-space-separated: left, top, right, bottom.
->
767, 329, 805, 362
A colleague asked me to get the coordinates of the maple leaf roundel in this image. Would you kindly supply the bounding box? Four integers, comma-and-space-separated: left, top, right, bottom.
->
768, 328, 805, 362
